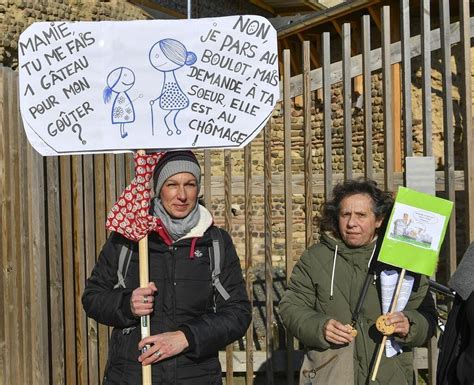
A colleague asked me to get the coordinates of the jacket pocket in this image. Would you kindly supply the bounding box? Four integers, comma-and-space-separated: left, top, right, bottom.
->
175, 255, 213, 314
300, 343, 354, 385
104, 328, 139, 383
103, 329, 126, 384
176, 356, 221, 384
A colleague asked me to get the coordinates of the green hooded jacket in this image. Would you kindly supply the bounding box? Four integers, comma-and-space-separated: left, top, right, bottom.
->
280, 232, 437, 385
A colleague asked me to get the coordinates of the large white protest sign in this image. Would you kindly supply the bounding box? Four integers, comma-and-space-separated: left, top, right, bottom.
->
18, 16, 279, 155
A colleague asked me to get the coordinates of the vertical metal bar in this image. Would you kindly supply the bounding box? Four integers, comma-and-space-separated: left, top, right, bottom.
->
7, 69, 22, 385
224, 152, 232, 257
421, 0, 432, 157
83, 155, 98, 385
460, 0, 473, 244
115, 155, 125, 199
342, 23, 352, 180
187, 0, 192, 19
60, 156, 77, 385
433, 21, 455, 384
439, 0, 456, 280
125, 153, 134, 185
47, 156, 67, 385
244, 143, 254, 385
93, 154, 109, 380
17, 80, 32, 385
72, 155, 87, 385
204, 150, 211, 206
264, 121, 274, 385
362, 15, 373, 179
1, 68, 15, 385
382, 6, 394, 191
11, 72, 24, 384
0, 67, 7, 385
401, 0, 412, 159
283, 49, 294, 385
303, 41, 313, 247
392, 63, 402, 173
224, 149, 234, 385
322, 32, 332, 199
27, 143, 49, 385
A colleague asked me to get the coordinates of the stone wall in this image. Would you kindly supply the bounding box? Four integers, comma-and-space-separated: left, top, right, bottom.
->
202, 45, 473, 266
0, 0, 150, 68
202, 75, 389, 263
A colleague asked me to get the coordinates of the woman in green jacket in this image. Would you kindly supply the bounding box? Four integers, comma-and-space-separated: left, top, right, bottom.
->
280, 179, 437, 385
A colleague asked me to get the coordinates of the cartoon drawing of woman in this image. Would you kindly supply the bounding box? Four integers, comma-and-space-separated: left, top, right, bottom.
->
103, 67, 137, 138
149, 38, 197, 136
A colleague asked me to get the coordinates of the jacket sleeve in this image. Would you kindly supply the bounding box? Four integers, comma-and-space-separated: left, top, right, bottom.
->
82, 232, 139, 328
436, 294, 463, 385
394, 274, 438, 348
177, 229, 251, 359
279, 249, 331, 350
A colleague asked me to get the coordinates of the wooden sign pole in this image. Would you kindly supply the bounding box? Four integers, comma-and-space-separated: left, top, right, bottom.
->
138, 150, 152, 385
371, 268, 406, 381
139, 236, 152, 385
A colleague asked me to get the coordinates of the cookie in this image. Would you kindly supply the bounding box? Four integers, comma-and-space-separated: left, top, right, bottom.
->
375, 315, 395, 336
346, 324, 358, 337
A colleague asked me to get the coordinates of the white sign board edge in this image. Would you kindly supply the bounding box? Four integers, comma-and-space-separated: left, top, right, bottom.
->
18, 16, 280, 156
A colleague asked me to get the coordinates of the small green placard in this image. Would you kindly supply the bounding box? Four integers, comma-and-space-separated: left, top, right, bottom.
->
378, 187, 453, 276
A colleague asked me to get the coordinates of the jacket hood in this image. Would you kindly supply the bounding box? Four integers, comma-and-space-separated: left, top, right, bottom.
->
449, 242, 474, 300
179, 204, 213, 240
177, 205, 214, 259
319, 231, 378, 301
153, 204, 214, 259
319, 231, 378, 268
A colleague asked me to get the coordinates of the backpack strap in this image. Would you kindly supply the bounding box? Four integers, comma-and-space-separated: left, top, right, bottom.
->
209, 227, 231, 301
114, 241, 133, 289
114, 241, 136, 335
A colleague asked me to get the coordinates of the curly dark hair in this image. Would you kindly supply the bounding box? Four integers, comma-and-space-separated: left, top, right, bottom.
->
318, 178, 394, 236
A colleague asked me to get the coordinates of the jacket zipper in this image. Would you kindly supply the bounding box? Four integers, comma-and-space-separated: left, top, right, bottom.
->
169, 244, 179, 384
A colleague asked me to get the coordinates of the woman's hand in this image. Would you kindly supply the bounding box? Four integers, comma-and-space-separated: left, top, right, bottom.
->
323, 319, 353, 345
386, 312, 410, 338
130, 282, 157, 318
138, 331, 189, 366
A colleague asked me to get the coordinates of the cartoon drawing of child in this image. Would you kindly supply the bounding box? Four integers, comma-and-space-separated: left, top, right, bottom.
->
149, 38, 197, 136
103, 67, 137, 138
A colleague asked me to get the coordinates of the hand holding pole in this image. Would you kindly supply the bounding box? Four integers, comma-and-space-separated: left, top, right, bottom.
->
371, 268, 406, 381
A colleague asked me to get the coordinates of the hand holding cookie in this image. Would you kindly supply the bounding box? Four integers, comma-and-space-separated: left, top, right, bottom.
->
323, 319, 354, 344
345, 324, 358, 337
376, 312, 410, 337
375, 315, 395, 336
386, 312, 410, 338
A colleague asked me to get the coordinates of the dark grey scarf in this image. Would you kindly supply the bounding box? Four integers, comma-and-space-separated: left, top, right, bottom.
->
449, 242, 474, 300
150, 197, 200, 241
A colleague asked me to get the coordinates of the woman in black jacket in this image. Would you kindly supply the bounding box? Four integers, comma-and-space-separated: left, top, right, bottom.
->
437, 242, 474, 385
82, 150, 251, 385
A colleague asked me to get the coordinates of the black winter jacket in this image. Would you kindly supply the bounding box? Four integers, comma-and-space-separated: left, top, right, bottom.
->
82, 226, 251, 385
437, 292, 474, 385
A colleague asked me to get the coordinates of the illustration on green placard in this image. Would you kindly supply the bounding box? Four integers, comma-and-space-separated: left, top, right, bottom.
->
388, 203, 445, 250
378, 187, 453, 276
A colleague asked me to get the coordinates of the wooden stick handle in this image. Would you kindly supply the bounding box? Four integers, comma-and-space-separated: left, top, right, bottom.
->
371, 335, 388, 381
135, 150, 152, 385
139, 236, 152, 385
389, 269, 406, 313
371, 268, 406, 381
